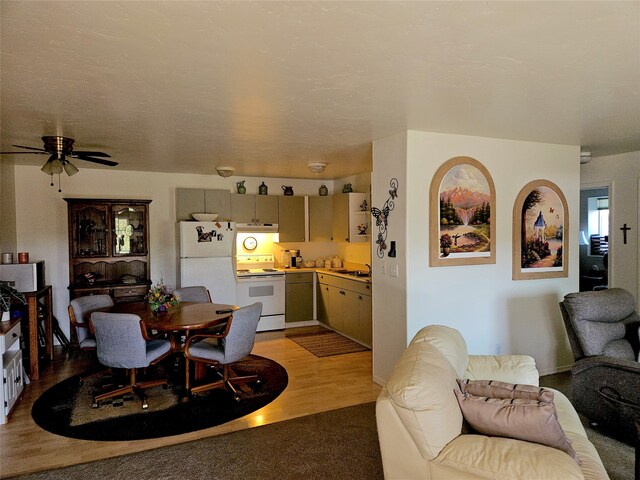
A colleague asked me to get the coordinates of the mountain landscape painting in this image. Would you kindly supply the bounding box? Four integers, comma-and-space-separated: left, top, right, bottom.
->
438, 163, 492, 259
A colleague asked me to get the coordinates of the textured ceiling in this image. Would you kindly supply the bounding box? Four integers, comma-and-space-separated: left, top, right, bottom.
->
1, 1, 639, 180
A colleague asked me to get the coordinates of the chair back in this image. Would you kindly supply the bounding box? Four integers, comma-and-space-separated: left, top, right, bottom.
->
174, 286, 211, 303
222, 302, 263, 364
69, 295, 114, 344
560, 288, 640, 361
91, 312, 150, 369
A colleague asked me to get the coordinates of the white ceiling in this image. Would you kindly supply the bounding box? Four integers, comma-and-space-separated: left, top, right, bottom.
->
1, 1, 639, 180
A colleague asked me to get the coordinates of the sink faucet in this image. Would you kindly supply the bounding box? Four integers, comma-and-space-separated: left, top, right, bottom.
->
365, 264, 371, 274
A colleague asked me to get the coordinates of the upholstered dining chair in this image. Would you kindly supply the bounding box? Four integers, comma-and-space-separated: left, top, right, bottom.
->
184, 302, 262, 399
560, 288, 640, 443
174, 286, 211, 303
90, 312, 175, 409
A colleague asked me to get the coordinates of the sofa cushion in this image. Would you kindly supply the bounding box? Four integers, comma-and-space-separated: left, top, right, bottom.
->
465, 354, 540, 385
454, 389, 578, 460
384, 340, 463, 460
457, 379, 554, 403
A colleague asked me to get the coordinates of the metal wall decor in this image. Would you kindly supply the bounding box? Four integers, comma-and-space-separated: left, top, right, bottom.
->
371, 178, 398, 258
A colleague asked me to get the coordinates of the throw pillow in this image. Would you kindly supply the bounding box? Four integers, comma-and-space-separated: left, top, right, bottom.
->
457, 379, 555, 403
454, 389, 578, 461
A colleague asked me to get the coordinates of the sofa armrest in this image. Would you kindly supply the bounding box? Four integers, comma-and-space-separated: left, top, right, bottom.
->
465, 354, 539, 385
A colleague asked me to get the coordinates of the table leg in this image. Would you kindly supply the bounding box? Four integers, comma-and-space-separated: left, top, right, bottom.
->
27, 296, 39, 380
184, 331, 190, 394
45, 287, 53, 361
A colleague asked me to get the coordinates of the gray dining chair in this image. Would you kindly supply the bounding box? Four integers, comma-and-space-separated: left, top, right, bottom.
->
184, 302, 262, 399
174, 286, 211, 303
90, 312, 175, 409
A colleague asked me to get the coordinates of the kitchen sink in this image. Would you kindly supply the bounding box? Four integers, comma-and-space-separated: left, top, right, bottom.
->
346, 271, 371, 278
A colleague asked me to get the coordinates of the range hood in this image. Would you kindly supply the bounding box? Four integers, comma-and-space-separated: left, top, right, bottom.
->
236, 223, 279, 233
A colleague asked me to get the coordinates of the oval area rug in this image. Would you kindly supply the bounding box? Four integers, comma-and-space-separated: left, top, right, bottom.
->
32, 354, 287, 441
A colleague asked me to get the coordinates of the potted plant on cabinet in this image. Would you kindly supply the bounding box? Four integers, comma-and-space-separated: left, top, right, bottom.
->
0, 283, 26, 322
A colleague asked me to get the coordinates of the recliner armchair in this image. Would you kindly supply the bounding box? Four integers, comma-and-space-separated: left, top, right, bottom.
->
560, 287, 640, 443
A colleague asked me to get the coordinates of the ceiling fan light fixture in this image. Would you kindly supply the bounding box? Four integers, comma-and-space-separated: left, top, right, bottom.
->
307, 161, 327, 174
49, 158, 63, 175
580, 150, 592, 164
63, 161, 79, 176
216, 166, 235, 177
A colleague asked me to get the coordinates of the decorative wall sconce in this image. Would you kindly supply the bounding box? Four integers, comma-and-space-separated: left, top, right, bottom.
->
371, 178, 398, 258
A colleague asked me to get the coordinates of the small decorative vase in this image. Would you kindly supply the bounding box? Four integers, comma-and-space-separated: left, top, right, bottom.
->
282, 185, 294, 196
236, 181, 246, 194
258, 182, 268, 195
319, 184, 328, 196
342, 183, 353, 193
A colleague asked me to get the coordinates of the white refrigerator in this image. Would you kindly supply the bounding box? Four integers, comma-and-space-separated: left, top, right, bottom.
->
179, 221, 237, 305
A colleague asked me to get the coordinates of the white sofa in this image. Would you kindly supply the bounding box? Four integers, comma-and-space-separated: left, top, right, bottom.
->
376, 325, 609, 479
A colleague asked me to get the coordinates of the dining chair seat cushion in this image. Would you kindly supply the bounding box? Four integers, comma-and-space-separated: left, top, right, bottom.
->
146, 338, 172, 362
188, 338, 225, 362
79, 338, 97, 349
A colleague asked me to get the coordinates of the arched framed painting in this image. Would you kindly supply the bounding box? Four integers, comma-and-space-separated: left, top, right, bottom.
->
429, 156, 496, 267
512, 179, 569, 280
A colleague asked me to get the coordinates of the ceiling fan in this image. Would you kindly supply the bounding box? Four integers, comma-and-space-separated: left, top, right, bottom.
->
0, 136, 118, 191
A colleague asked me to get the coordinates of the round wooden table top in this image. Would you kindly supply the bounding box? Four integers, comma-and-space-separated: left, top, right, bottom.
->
93, 301, 239, 332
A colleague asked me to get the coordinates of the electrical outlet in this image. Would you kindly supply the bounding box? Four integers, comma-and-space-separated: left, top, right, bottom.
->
391, 264, 399, 278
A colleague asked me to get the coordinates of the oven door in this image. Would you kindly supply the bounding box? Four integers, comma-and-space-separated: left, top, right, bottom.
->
236, 275, 285, 331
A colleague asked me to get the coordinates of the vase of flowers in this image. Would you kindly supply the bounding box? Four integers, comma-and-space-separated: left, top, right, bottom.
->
145, 282, 179, 313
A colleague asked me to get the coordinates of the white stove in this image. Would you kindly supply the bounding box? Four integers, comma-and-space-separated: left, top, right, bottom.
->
236, 254, 285, 331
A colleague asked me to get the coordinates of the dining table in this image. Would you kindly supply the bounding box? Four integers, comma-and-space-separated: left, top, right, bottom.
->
87, 300, 239, 393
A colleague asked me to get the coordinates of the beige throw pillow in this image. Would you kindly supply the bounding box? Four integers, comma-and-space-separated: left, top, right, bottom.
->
457, 379, 555, 403
454, 389, 578, 461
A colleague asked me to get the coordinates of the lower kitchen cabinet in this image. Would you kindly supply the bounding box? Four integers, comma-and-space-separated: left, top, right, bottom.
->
285, 272, 314, 323
317, 272, 372, 346
1, 319, 23, 424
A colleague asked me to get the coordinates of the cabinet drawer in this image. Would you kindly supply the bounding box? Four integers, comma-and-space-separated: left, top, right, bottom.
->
285, 272, 314, 284
317, 273, 342, 288
2, 322, 21, 352
112, 286, 148, 298
344, 280, 372, 296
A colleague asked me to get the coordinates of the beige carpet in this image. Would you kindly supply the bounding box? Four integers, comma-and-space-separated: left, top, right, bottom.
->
287, 330, 369, 357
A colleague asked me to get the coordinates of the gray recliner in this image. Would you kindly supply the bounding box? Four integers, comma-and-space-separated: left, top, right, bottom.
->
184, 302, 262, 399
560, 288, 640, 443
90, 312, 175, 409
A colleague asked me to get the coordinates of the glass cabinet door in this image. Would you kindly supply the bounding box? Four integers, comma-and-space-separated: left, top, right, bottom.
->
71, 204, 109, 257
112, 205, 148, 256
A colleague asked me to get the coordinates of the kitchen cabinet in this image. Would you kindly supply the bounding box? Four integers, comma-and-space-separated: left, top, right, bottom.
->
309, 196, 333, 242
332, 193, 370, 243
231, 194, 279, 224
285, 272, 313, 323
317, 272, 372, 346
1, 318, 23, 424
65, 199, 151, 302
278, 196, 305, 242
176, 188, 231, 221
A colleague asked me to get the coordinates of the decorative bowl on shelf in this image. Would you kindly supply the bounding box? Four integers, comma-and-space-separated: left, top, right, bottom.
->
191, 213, 219, 222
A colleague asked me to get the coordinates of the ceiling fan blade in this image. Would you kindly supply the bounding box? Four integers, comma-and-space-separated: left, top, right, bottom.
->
11, 144, 48, 152
0, 150, 49, 155
72, 150, 111, 158
72, 154, 119, 167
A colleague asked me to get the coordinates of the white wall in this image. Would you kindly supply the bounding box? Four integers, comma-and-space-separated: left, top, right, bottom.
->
372, 131, 580, 384
580, 150, 640, 303
12, 166, 366, 339
371, 131, 408, 384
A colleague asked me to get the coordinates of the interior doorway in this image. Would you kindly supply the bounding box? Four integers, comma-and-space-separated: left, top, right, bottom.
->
579, 185, 610, 291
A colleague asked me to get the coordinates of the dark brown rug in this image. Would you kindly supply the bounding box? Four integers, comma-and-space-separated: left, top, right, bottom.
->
287, 329, 370, 357
31, 354, 287, 441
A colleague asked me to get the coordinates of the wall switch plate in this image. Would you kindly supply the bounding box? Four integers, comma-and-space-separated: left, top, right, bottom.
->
381, 261, 387, 275
391, 264, 399, 277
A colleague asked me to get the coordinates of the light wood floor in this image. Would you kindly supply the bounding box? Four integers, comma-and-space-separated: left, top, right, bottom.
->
0, 327, 382, 478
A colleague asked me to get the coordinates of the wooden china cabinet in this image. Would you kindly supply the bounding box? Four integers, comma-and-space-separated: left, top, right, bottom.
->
65, 198, 152, 302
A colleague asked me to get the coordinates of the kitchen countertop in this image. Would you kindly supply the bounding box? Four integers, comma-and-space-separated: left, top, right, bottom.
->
281, 267, 371, 283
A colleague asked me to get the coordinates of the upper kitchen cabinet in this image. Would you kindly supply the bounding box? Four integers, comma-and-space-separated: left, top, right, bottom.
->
309, 196, 333, 242
176, 188, 231, 221
231, 194, 279, 224
65, 199, 152, 302
278, 196, 305, 242
332, 193, 370, 243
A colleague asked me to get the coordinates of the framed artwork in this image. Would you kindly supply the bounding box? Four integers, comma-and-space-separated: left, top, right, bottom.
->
429, 156, 496, 267
512, 179, 568, 280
